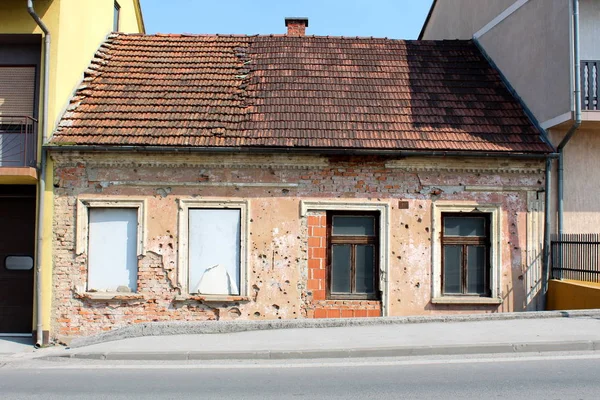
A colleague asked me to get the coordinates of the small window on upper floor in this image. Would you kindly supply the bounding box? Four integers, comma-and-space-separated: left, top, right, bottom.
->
114, 1, 121, 32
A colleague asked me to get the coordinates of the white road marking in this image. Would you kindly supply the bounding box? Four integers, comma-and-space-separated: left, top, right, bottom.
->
15, 351, 600, 370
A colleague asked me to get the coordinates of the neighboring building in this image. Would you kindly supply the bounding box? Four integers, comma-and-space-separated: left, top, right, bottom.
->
0, 0, 144, 341
420, 0, 600, 234
46, 19, 554, 341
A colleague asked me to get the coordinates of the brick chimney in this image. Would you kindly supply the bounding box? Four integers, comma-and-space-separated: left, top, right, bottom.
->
285, 17, 309, 36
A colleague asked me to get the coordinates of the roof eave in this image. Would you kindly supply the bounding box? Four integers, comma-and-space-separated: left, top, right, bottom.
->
44, 144, 557, 159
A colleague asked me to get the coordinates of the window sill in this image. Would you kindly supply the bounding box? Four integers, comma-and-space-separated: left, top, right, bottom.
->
174, 294, 250, 303
75, 292, 145, 301
431, 296, 502, 305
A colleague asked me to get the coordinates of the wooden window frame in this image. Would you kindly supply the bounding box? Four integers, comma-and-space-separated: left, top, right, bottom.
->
326, 211, 380, 300
441, 212, 491, 297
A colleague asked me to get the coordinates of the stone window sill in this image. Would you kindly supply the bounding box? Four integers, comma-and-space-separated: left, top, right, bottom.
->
431, 296, 502, 305
174, 294, 250, 303
75, 292, 145, 301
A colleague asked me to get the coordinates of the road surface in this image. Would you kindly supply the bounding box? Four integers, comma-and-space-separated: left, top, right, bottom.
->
1, 352, 599, 399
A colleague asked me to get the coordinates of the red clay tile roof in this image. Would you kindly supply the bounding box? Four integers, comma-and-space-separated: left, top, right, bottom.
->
50, 33, 553, 153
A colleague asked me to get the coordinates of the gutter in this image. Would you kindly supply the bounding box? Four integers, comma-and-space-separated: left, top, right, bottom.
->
557, 0, 582, 237
27, 0, 50, 348
44, 144, 558, 159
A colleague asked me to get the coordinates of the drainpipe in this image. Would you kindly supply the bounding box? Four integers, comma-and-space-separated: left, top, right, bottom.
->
557, 0, 582, 238
542, 157, 551, 310
27, 0, 50, 348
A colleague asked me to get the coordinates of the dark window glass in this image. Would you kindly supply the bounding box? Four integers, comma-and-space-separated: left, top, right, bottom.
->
443, 245, 462, 294
355, 245, 375, 293
331, 245, 351, 293
467, 246, 486, 294
444, 217, 485, 237
332, 216, 375, 236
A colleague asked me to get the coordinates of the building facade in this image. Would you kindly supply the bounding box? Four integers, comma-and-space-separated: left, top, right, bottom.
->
0, 0, 144, 340
46, 22, 553, 341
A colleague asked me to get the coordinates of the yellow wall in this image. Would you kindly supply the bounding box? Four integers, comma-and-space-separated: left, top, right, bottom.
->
1, 0, 144, 338
547, 279, 600, 310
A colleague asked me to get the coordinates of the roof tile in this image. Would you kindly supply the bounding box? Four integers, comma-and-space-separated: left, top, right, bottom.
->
50, 34, 553, 154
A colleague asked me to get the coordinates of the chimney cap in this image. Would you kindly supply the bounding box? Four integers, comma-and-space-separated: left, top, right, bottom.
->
285, 17, 309, 27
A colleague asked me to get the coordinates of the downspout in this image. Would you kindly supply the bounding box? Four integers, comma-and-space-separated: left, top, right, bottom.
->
557, 0, 582, 237
542, 157, 551, 310
27, 0, 50, 348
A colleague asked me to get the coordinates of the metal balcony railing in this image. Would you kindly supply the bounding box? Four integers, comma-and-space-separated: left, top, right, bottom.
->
0, 115, 38, 167
582, 60, 599, 111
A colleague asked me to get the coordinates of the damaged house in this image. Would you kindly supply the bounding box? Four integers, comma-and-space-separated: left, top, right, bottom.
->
47, 18, 554, 340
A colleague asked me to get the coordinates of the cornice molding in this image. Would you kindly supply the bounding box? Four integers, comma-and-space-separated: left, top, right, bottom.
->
50, 152, 329, 170
385, 158, 544, 174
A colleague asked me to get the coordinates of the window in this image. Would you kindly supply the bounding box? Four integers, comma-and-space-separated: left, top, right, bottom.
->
87, 208, 138, 292
76, 198, 146, 294
327, 212, 379, 299
441, 214, 490, 296
178, 200, 248, 297
113, 1, 120, 32
431, 203, 501, 304
189, 209, 240, 295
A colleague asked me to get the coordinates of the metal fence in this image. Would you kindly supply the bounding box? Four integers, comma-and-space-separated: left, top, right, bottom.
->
551, 234, 600, 283
0, 115, 38, 167
582, 60, 598, 111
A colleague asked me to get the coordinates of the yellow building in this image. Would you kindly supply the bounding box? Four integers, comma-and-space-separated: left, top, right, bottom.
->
0, 0, 144, 344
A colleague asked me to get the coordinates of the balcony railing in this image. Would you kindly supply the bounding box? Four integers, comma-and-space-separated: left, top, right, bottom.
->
582, 60, 599, 111
0, 116, 38, 167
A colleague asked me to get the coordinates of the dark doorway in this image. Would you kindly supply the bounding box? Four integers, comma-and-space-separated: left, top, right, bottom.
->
0, 185, 35, 333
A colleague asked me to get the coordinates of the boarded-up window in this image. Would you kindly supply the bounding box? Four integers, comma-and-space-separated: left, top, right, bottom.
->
0, 67, 35, 119
87, 208, 138, 292
188, 209, 240, 295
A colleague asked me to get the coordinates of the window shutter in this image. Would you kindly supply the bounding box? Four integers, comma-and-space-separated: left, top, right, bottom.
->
0, 67, 36, 120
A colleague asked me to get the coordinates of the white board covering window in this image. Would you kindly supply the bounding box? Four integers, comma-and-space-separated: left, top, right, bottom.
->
188, 209, 240, 295
87, 208, 138, 292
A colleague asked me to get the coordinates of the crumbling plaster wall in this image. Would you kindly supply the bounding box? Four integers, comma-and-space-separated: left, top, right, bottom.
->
51, 152, 544, 339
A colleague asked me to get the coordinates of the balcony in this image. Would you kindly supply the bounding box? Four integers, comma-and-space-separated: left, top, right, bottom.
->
0, 115, 37, 167
582, 61, 598, 111
0, 116, 38, 183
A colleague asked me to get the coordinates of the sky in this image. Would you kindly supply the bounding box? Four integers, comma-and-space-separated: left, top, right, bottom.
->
140, 0, 434, 40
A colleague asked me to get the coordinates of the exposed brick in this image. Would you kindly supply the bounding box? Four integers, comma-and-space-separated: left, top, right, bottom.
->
368, 309, 381, 317
307, 215, 320, 227
312, 290, 326, 300
326, 308, 341, 318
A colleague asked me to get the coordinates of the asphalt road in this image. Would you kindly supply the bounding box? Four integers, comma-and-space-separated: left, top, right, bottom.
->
1, 353, 600, 399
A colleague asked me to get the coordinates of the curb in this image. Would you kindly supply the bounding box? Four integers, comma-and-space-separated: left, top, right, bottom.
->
69, 309, 600, 349
57, 340, 600, 361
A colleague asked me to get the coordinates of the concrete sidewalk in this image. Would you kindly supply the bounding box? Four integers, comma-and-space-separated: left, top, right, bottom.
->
0, 337, 34, 356
53, 315, 600, 361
